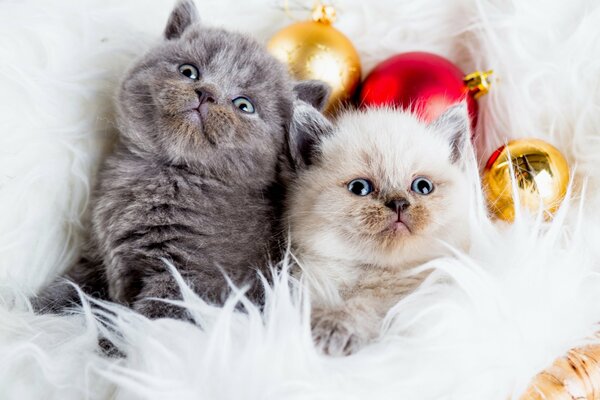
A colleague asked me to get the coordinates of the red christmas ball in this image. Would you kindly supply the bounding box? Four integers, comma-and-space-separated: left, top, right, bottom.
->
357, 52, 490, 132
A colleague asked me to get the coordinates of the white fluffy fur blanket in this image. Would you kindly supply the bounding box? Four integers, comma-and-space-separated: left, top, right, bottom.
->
2, 0, 600, 399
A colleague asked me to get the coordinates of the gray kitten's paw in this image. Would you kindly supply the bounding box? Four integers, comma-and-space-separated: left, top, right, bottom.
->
133, 299, 190, 321
311, 309, 366, 357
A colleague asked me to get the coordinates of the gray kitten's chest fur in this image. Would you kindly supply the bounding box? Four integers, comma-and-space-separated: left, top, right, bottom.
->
90, 144, 276, 306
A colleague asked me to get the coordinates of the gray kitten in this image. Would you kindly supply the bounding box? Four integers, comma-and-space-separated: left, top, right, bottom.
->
35, 0, 329, 319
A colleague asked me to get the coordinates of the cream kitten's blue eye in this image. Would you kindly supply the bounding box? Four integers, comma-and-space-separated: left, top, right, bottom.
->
348, 179, 373, 196
232, 96, 255, 114
411, 177, 434, 195
179, 64, 199, 80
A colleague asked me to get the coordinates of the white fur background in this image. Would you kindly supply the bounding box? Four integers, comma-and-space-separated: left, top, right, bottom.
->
2, 0, 600, 398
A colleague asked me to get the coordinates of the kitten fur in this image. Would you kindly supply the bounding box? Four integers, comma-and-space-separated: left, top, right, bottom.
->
287, 105, 473, 356
35, 0, 328, 319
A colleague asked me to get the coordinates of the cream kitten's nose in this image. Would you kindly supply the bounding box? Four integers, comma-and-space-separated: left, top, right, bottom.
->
385, 198, 410, 213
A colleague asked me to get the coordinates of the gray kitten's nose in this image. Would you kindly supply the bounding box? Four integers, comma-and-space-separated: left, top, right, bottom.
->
196, 89, 216, 105
385, 198, 410, 213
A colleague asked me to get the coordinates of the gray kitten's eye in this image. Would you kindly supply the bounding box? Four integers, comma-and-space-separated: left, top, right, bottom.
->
232, 96, 255, 114
411, 177, 434, 195
178, 64, 199, 80
347, 179, 373, 196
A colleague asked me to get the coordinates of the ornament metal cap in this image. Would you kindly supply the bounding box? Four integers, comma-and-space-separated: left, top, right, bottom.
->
311, 3, 336, 24
464, 70, 493, 99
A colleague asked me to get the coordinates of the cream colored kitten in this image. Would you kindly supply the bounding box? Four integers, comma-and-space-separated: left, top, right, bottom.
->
286, 103, 473, 356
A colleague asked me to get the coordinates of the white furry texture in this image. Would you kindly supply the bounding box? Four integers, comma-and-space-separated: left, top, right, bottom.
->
2, 0, 600, 398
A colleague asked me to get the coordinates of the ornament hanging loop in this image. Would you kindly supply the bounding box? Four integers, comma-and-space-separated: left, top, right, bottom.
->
464, 69, 493, 99
312, 2, 336, 24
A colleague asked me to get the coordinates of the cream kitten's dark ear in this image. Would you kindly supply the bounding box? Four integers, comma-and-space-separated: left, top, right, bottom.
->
430, 102, 471, 164
164, 0, 199, 40
288, 100, 334, 169
293, 80, 331, 111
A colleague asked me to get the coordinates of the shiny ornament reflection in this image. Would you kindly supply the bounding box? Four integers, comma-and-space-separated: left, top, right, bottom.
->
268, 4, 361, 114
483, 139, 570, 221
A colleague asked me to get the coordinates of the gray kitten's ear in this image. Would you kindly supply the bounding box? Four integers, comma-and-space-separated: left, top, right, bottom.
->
289, 100, 334, 169
293, 80, 331, 111
164, 0, 200, 40
430, 102, 471, 164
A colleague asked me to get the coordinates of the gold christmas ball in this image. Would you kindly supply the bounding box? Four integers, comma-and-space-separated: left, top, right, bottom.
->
267, 5, 361, 114
520, 342, 600, 400
483, 139, 570, 222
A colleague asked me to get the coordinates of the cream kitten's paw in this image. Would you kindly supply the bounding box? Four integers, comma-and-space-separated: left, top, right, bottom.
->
311, 308, 368, 356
